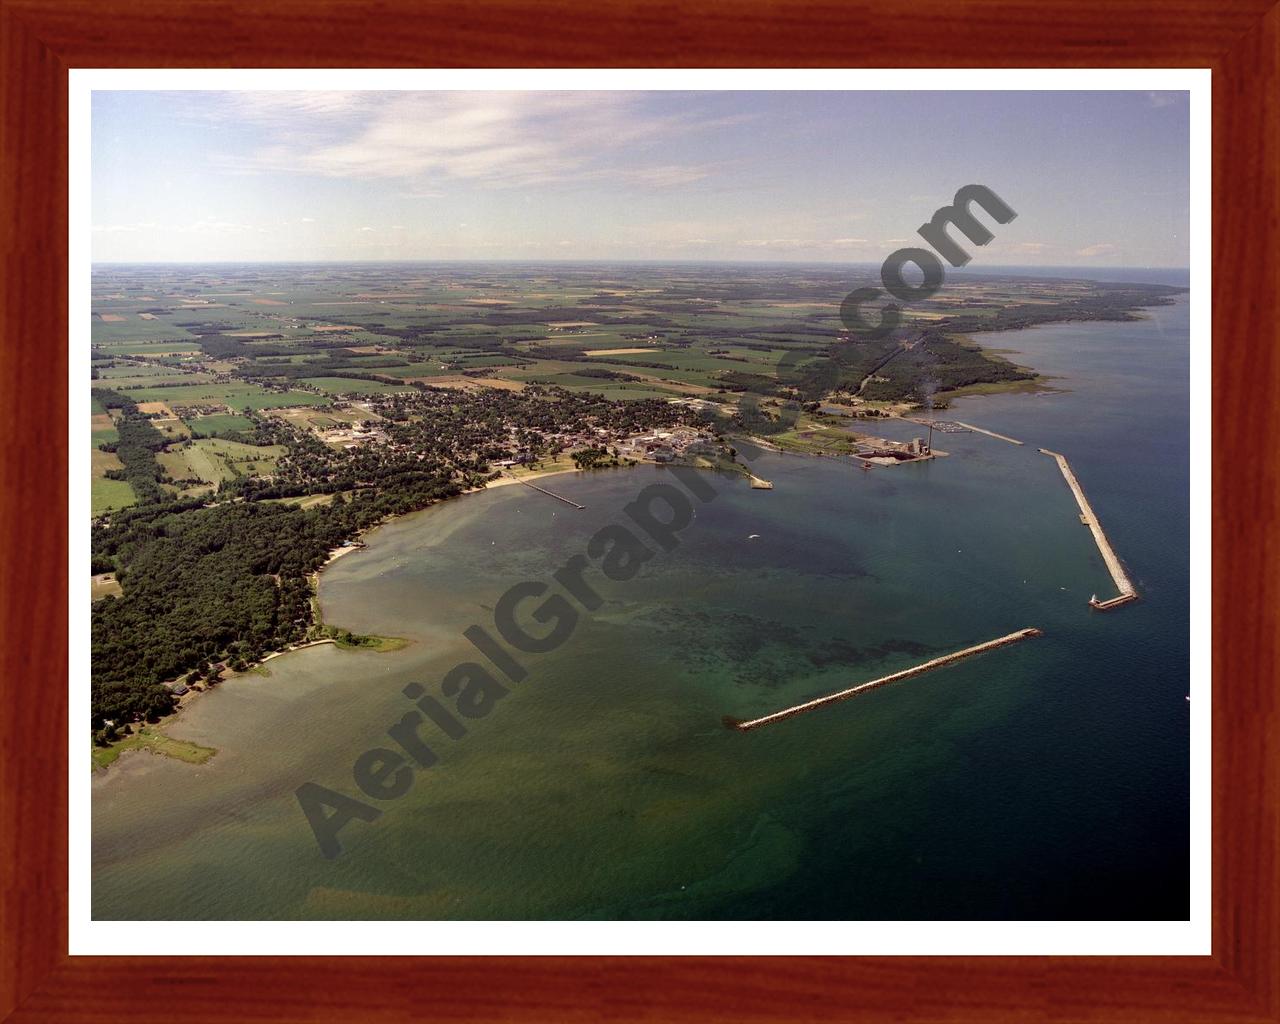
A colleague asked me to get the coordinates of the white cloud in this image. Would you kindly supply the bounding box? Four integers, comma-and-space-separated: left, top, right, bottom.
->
213, 92, 725, 192
93, 218, 255, 237
223, 90, 375, 124
92, 222, 158, 234
1076, 243, 1117, 257
737, 237, 872, 252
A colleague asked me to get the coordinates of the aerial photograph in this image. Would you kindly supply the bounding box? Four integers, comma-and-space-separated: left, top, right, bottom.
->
89, 89, 1191, 922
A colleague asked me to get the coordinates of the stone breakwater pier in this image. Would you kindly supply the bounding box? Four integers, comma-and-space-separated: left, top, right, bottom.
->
726, 628, 1043, 732
908, 417, 1025, 446
954, 421, 1024, 446
1038, 449, 1137, 610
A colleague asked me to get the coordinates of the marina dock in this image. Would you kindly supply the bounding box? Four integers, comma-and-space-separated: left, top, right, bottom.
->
727, 627, 1043, 731
507, 475, 586, 509
1039, 449, 1137, 610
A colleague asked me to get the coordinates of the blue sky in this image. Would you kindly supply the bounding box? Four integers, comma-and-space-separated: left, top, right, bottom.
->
92, 90, 1190, 266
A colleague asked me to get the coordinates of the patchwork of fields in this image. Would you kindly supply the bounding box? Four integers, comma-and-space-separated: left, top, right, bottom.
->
89, 264, 1182, 518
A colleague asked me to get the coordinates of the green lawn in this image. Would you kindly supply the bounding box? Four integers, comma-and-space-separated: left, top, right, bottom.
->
159, 438, 286, 484
266, 492, 340, 509
197, 437, 286, 467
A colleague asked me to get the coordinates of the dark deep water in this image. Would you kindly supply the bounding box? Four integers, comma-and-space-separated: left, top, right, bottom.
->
93, 296, 1190, 921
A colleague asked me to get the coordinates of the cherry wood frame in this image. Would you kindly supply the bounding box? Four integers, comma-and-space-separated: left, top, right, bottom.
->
2, 0, 1276, 1020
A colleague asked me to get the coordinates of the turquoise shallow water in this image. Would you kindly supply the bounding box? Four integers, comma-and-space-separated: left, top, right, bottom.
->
92, 296, 1190, 920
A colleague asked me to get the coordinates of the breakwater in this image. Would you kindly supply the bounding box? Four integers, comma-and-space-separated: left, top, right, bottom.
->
905, 417, 1023, 445
954, 421, 1024, 445
727, 628, 1043, 731
1038, 449, 1137, 609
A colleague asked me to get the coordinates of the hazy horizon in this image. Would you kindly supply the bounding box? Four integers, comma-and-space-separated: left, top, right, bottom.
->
93, 90, 1190, 268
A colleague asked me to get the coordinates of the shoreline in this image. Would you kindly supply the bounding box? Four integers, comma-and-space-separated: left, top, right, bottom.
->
473, 463, 584, 491
94, 456, 734, 769
95, 296, 1184, 769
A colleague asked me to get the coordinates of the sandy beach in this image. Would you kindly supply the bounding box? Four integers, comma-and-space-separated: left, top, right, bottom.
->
481, 464, 583, 490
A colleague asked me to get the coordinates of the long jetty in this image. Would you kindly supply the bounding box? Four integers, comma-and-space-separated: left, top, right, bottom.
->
904, 417, 1023, 444
1039, 449, 1137, 610
727, 628, 1043, 732
507, 475, 585, 509
953, 421, 1024, 445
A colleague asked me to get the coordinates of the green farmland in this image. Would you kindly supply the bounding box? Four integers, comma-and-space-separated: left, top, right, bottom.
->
91, 447, 136, 516
119, 382, 331, 411
91, 316, 199, 345
298, 377, 417, 395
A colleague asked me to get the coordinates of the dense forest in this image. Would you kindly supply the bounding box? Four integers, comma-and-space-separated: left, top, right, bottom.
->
90, 481, 458, 731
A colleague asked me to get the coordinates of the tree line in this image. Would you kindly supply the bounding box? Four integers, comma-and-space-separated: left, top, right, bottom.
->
93, 388, 168, 502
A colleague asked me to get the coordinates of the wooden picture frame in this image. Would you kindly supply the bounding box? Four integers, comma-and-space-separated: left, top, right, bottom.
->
2, 1, 1275, 1019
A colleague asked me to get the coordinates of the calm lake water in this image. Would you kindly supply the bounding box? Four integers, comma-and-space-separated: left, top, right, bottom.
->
93, 296, 1191, 920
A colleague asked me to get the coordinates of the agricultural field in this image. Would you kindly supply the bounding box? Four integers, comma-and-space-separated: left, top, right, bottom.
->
91, 315, 199, 345
91, 447, 136, 516
119, 382, 331, 411
89, 263, 1185, 412
183, 412, 256, 437
97, 368, 216, 387
297, 376, 417, 395
89, 263, 1185, 520
91, 448, 124, 477
91, 411, 119, 447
